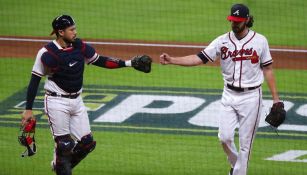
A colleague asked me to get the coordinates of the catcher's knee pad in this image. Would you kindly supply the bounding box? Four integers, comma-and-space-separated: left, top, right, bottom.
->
55, 135, 75, 175
71, 133, 96, 168
55, 135, 75, 156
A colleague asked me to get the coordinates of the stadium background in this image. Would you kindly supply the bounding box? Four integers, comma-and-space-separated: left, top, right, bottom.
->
0, 0, 306, 174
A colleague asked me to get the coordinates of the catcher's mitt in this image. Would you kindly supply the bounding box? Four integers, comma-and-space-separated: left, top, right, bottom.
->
18, 118, 37, 157
265, 102, 286, 128
131, 55, 152, 73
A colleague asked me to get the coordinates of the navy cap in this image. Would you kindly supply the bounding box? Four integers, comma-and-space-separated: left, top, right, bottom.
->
227, 4, 249, 22
50, 15, 75, 35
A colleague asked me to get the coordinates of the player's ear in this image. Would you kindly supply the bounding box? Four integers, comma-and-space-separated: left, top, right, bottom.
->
58, 30, 65, 37
245, 17, 250, 25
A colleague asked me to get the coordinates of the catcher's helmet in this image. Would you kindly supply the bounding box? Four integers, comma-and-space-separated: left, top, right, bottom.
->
50, 15, 75, 35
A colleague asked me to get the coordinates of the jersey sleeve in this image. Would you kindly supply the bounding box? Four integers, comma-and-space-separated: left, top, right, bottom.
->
31, 48, 47, 77
197, 37, 221, 63
260, 37, 273, 67
82, 42, 99, 64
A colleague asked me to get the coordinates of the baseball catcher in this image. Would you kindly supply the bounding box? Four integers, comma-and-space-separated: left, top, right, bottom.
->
131, 55, 152, 73
20, 14, 153, 175
265, 102, 286, 128
18, 118, 37, 157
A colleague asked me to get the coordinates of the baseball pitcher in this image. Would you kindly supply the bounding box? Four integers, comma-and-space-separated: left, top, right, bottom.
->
160, 4, 284, 175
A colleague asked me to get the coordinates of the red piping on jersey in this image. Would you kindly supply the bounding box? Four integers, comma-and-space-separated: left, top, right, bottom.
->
239, 31, 256, 87
239, 60, 243, 87
228, 32, 237, 86
62, 47, 73, 52
45, 96, 55, 137
242, 31, 256, 47
247, 88, 261, 169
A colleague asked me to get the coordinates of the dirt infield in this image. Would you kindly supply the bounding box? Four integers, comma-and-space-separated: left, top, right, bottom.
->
0, 36, 306, 69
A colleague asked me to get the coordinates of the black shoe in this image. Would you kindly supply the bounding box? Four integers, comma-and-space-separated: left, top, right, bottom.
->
229, 168, 233, 175
51, 160, 55, 172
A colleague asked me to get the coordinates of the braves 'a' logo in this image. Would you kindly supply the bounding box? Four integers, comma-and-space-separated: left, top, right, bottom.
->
221, 46, 259, 64
233, 10, 240, 16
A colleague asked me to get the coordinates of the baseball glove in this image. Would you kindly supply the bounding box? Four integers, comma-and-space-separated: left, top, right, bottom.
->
18, 118, 37, 157
131, 55, 152, 73
265, 102, 286, 128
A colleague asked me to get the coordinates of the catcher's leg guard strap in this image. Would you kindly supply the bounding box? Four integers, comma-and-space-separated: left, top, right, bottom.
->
55, 135, 75, 175
71, 133, 96, 168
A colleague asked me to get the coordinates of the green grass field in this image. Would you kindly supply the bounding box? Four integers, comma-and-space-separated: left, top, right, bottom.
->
2, 127, 307, 175
0, 0, 306, 46
0, 0, 307, 175
0, 58, 306, 102
6, 127, 224, 175
1, 58, 307, 175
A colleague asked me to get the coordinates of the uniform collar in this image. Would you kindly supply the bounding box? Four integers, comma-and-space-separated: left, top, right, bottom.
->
230, 29, 254, 42
53, 40, 63, 49
53, 40, 73, 51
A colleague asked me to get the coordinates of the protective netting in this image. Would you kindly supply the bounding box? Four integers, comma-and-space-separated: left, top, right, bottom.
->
0, 1, 306, 175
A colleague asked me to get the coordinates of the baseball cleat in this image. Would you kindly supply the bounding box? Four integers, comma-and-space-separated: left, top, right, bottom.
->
51, 160, 56, 172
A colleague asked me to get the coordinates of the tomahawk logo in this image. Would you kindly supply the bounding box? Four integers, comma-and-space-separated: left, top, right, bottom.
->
233, 10, 240, 15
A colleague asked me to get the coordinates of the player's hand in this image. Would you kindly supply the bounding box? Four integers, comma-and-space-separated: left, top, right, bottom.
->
21, 110, 34, 126
160, 53, 172, 65
273, 98, 281, 104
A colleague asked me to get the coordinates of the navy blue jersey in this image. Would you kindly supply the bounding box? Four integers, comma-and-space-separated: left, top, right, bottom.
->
41, 38, 96, 93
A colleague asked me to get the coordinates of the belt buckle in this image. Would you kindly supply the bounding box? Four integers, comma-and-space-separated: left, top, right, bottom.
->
53, 93, 61, 97
51, 92, 61, 97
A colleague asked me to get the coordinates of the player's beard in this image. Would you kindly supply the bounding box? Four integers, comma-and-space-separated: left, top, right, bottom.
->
63, 36, 76, 44
232, 23, 246, 34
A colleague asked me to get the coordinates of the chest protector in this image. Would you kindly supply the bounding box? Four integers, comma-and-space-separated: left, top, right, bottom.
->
45, 39, 85, 93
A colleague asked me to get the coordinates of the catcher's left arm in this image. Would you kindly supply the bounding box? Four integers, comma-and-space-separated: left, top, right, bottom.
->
90, 54, 152, 73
